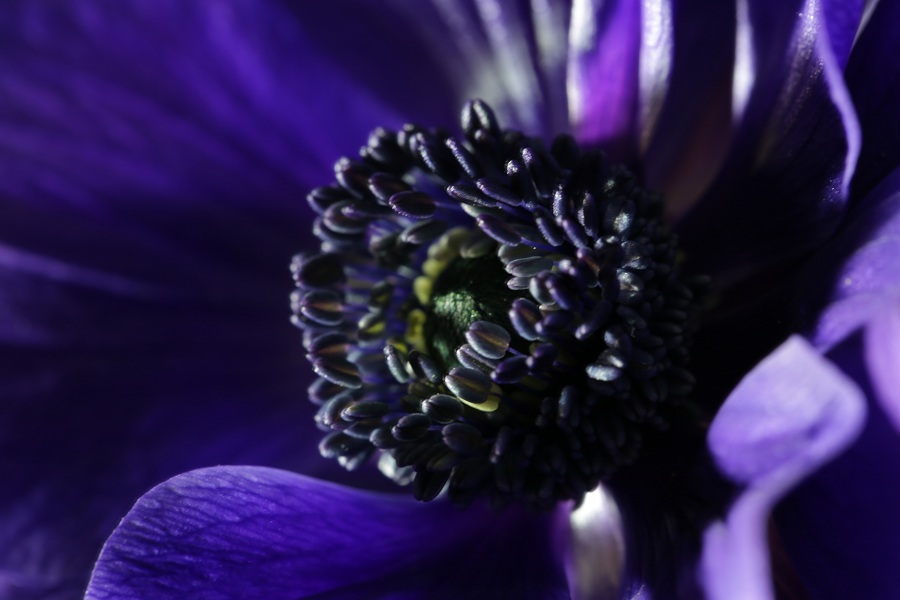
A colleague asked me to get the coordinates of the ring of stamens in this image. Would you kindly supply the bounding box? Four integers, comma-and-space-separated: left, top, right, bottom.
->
292, 100, 702, 509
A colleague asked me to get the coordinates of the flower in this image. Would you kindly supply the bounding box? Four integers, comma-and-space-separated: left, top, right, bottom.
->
1, 1, 897, 599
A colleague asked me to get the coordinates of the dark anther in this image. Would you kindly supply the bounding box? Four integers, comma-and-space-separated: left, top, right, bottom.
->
293, 100, 703, 509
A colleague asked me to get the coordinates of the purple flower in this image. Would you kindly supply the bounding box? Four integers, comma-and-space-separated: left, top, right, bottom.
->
1, 1, 897, 599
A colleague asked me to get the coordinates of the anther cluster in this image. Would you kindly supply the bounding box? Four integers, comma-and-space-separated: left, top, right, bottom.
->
292, 100, 702, 509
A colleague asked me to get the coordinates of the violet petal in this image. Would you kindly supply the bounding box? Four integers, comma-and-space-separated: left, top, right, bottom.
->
567, 0, 659, 161
701, 336, 865, 600
384, 0, 571, 136
85, 466, 569, 600
775, 317, 900, 600
800, 166, 900, 349
0, 2, 453, 596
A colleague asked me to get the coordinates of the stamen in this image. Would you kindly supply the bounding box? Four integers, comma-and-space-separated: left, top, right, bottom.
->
293, 100, 704, 509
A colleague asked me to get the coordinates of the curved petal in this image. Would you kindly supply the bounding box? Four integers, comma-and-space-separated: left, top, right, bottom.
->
845, 0, 900, 199
800, 166, 900, 349
85, 466, 569, 600
701, 336, 866, 600
775, 315, 900, 599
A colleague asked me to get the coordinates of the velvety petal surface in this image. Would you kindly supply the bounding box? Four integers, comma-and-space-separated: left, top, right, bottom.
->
644, 0, 862, 211
774, 318, 900, 600
0, 2, 466, 597
701, 336, 866, 600
845, 0, 900, 199
85, 466, 569, 600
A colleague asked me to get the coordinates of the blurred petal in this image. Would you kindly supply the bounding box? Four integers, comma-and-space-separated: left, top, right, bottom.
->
85, 466, 569, 600
647, 0, 862, 213
845, 0, 900, 199
775, 316, 900, 600
702, 336, 865, 600
820, 0, 865, 68
600, 424, 727, 600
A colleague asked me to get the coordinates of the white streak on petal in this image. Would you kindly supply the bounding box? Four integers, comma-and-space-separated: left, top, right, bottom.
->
566, 0, 596, 130
732, 0, 755, 122
638, 0, 673, 150
567, 485, 625, 600
474, 0, 545, 131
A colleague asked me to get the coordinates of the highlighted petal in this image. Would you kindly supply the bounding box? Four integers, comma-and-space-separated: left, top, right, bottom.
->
702, 336, 865, 600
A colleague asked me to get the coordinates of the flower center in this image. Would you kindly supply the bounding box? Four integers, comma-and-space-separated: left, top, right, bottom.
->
422, 249, 525, 370
293, 100, 703, 509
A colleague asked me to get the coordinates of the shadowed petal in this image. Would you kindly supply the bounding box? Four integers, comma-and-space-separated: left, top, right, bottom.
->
678, 0, 860, 276
679, 0, 862, 418
563, 487, 626, 600
85, 466, 569, 600
642, 0, 735, 208
845, 0, 900, 199
702, 336, 865, 600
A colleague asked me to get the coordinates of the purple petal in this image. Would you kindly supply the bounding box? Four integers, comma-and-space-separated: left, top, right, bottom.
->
865, 306, 900, 431
645, 0, 861, 213
1, 2, 461, 596
801, 166, 900, 349
845, 0, 900, 199
702, 336, 865, 600
674, 0, 863, 410
0, 1, 464, 203
85, 466, 569, 600
775, 316, 900, 599
820, 0, 865, 68
566, 0, 651, 161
